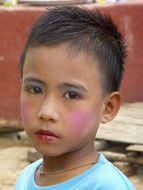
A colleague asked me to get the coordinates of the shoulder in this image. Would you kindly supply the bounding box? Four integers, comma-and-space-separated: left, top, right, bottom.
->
90, 154, 136, 190
19, 159, 42, 177
14, 159, 42, 190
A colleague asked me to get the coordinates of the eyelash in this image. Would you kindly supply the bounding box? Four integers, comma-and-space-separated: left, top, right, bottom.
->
63, 91, 82, 100
23, 85, 82, 100
24, 85, 43, 95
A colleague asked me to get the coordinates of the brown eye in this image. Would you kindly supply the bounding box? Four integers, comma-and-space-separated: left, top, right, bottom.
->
24, 85, 43, 94
64, 91, 80, 99
31, 87, 42, 94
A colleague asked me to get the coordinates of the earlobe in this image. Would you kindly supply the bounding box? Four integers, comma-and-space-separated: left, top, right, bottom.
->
101, 92, 121, 124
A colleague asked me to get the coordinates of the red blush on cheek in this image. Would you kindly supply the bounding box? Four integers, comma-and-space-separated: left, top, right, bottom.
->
68, 108, 95, 134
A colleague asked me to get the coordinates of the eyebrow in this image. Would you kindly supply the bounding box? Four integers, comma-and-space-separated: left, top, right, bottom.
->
60, 82, 87, 92
23, 77, 45, 85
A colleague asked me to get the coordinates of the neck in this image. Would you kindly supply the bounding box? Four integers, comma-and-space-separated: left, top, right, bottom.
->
42, 144, 98, 173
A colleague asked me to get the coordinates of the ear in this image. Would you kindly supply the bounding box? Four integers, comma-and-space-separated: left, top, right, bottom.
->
101, 91, 121, 124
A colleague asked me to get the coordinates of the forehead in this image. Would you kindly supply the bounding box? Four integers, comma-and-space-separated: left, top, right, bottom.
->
23, 44, 102, 88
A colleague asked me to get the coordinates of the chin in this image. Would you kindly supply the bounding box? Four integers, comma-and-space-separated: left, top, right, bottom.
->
34, 146, 66, 158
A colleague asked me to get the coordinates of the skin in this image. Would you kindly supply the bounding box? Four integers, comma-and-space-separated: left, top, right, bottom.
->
21, 43, 121, 186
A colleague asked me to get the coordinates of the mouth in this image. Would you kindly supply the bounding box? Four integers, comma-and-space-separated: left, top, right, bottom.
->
35, 129, 59, 141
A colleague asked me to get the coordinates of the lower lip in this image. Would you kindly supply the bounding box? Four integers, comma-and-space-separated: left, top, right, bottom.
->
35, 134, 58, 142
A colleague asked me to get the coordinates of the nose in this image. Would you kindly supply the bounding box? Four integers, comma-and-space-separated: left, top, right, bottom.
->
37, 98, 59, 122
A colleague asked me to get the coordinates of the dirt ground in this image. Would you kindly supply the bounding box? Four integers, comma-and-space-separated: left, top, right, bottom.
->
0, 143, 143, 190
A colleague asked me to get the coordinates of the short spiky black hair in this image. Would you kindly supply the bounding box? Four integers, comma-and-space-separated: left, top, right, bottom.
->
20, 6, 126, 93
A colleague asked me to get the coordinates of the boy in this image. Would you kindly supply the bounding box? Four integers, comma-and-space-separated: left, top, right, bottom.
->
15, 6, 135, 190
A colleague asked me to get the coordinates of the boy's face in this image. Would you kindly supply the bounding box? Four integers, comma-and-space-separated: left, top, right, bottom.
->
21, 44, 106, 157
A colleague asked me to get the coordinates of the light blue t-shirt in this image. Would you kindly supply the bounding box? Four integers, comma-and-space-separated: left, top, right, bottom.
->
14, 153, 136, 190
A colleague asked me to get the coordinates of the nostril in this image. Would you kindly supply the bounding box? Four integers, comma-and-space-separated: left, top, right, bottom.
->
38, 111, 44, 120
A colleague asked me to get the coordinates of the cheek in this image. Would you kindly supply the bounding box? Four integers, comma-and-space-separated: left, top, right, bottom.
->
20, 100, 32, 123
68, 108, 96, 135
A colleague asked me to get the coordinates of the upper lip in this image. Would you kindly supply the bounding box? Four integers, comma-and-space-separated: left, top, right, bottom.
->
35, 129, 59, 138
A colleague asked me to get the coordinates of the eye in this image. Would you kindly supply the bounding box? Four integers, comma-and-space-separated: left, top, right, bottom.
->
24, 85, 43, 95
30, 86, 42, 94
64, 91, 81, 100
